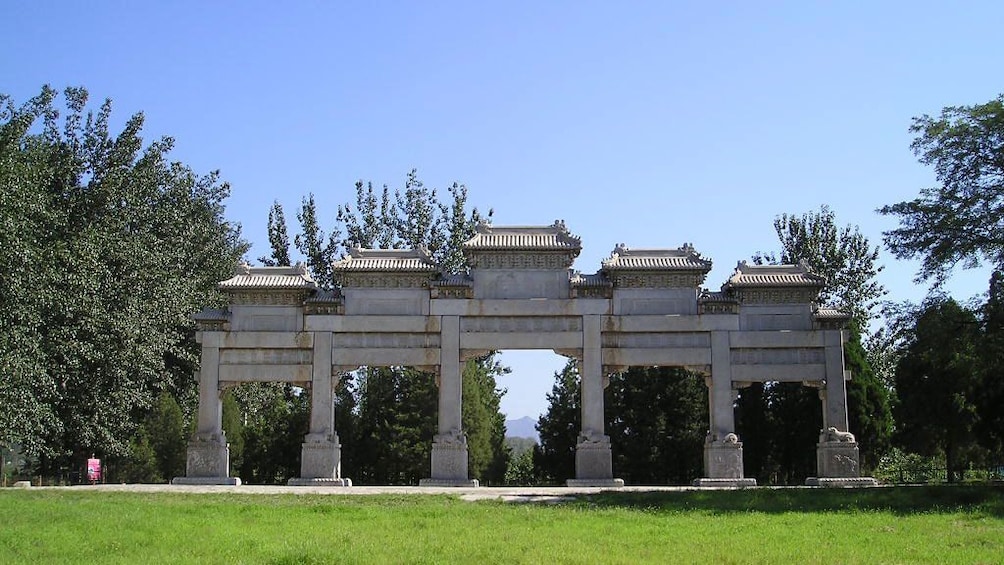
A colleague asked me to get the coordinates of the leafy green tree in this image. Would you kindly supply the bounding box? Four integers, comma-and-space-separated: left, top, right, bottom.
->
894, 297, 982, 482
605, 367, 707, 484
879, 94, 1004, 286
258, 200, 291, 267
749, 205, 892, 480
145, 392, 189, 481
0, 86, 246, 473
978, 272, 1004, 459
535, 359, 580, 484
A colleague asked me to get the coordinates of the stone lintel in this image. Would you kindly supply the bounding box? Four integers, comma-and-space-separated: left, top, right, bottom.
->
805, 477, 879, 487
171, 476, 242, 486
287, 478, 353, 487
692, 478, 757, 488
565, 479, 625, 488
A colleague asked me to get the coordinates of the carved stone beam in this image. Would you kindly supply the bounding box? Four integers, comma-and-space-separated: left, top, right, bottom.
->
460, 349, 491, 362
553, 348, 582, 360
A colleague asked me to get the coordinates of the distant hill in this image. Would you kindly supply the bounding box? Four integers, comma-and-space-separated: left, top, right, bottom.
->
504, 416, 539, 441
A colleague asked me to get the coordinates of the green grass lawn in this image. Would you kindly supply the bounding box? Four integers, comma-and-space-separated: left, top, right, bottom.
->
1, 486, 1002, 564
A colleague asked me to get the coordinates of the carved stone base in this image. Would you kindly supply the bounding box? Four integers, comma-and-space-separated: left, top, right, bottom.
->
805, 477, 879, 487
288, 477, 353, 486
171, 476, 242, 486
298, 437, 345, 481
427, 435, 471, 483
704, 440, 746, 479
692, 478, 757, 488
566, 478, 625, 488
181, 434, 234, 479
418, 478, 480, 487
816, 441, 861, 478
574, 433, 618, 482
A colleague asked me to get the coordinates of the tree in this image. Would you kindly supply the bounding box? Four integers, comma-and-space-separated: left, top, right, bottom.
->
0, 86, 247, 472
894, 297, 982, 482
605, 367, 707, 484
258, 200, 291, 267
755, 205, 885, 332
535, 359, 580, 484
978, 272, 1004, 459
879, 94, 1004, 286
748, 206, 893, 479
265, 171, 506, 484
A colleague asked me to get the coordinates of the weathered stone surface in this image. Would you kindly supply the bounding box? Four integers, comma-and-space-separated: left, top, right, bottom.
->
179, 222, 864, 488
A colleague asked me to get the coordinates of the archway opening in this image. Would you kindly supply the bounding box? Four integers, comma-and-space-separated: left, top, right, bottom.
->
735, 381, 822, 485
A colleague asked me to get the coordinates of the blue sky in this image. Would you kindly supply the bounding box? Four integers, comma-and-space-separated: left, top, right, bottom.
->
6, 2, 1003, 419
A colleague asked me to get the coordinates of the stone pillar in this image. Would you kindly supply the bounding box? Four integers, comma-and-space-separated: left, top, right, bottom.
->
807, 330, 877, 486
421, 315, 477, 486
695, 330, 755, 487
289, 331, 351, 486
173, 332, 240, 485
568, 315, 623, 487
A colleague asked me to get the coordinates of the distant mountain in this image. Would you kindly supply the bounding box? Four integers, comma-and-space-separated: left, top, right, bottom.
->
504, 416, 539, 441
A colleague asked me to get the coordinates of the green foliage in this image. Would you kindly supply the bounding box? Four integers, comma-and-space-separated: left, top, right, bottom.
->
0, 86, 247, 469
503, 445, 537, 485
749, 206, 893, 481
535, 359, 580, 483
880, 94, 1004, 285
606, 368, 708, 484
893, 297, 983, 482
755, 205, 885, 332
845, 331, 893, 472
236, 384, 310, 484
874, 448, 947, 484
251, 171, 505, 485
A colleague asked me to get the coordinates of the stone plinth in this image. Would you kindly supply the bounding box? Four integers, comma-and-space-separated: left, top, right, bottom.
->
816, 440, 861, 478
694, 439, 755, 487
420, 435, 478, 487
171, 434, 241, 485
288, 436, 351, 486
568, 434, 623, 487
806, 437, 877, 486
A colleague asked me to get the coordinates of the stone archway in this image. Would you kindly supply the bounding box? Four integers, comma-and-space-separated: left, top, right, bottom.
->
173, 222, 875, 487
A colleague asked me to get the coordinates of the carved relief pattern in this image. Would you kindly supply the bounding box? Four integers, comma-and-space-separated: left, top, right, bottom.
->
738, 288, 819, 304
338, 274, 433, 289
333, 333, 441, 348
699, 302, 740, 315
571, 287, 613, 299
229, 291, 310, 306
601, 332, 710, 348
219, 348, 312, 365
304, 303, 344, 315
430, 287, 474, 299
468, 252, 576, 270
609, 273, 707, 288
730, 348, 825, 365
460, 316, 582, 333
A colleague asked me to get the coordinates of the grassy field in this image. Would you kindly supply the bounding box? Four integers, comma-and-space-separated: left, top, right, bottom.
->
1, 486, 1002, 564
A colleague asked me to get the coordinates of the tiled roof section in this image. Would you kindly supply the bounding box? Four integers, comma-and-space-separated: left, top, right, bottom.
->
724, 261, 826, 289
193, 308, 229, 321
462, 221, 582, 252
434, 274, 474, 287
305, 289, 342, 303
814, 308, 851, 320
332, 247, 439, 272
570, 272, 612, 288
699, 290, 737, 303
219, 263, 317, 291
601, 244, 712, 272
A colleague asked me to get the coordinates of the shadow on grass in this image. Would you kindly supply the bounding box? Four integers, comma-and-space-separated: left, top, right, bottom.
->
570, 485, 1004, 516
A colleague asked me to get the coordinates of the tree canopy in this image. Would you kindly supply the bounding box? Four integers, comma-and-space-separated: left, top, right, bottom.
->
0, 86, 247, 469
879, 94, 1004, 286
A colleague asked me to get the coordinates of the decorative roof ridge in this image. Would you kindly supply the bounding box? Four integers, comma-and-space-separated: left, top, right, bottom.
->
570, 270, 612, 287
219, 261, 317, 291
724, 260, 826, 288
814, 307, 851, 319
193, 308, 230, 320
601, 242, 712, 272
434, 273, 474, 287
345, 245, 433, 259
463, 220, 582, 250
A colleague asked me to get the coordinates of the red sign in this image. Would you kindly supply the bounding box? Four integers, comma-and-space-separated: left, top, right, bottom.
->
86, 458, 101, 483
